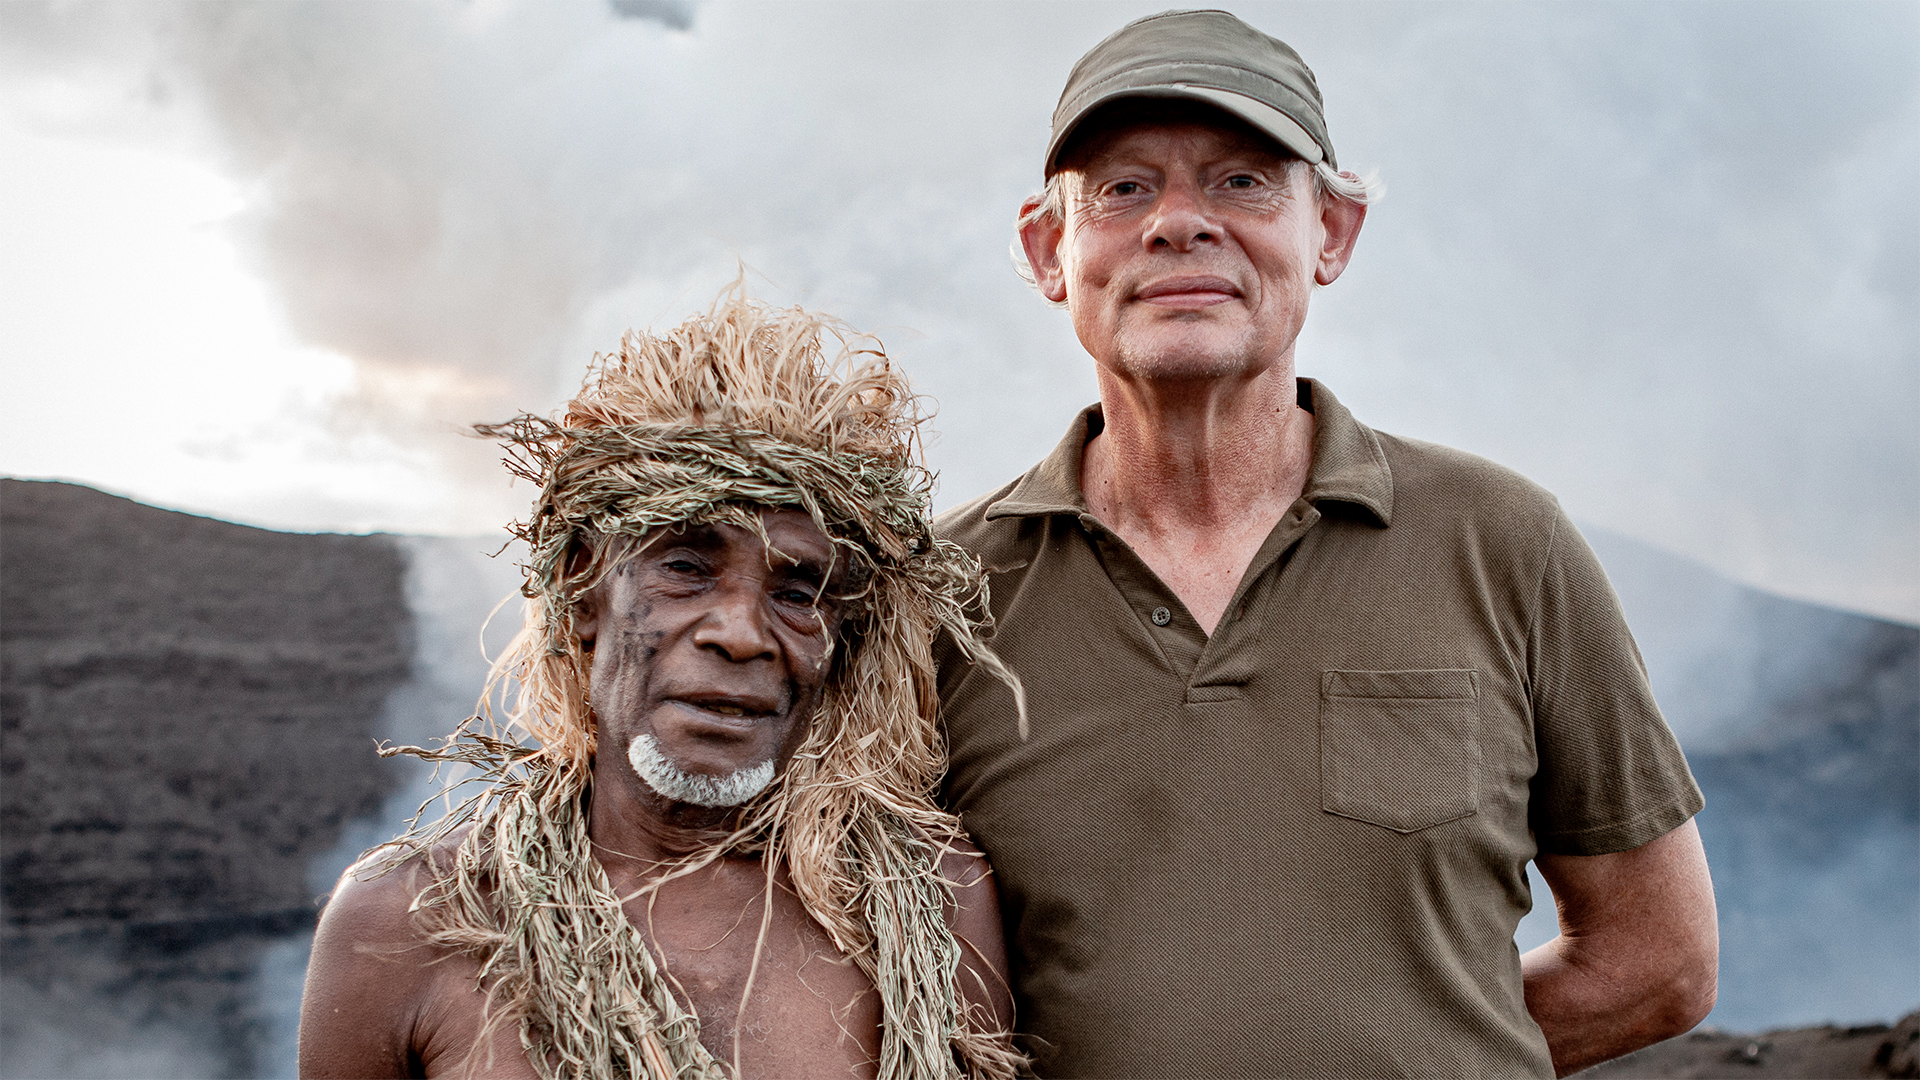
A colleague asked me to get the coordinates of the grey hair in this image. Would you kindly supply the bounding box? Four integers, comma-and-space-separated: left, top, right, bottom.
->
1009, 160, 1384, 299
1311, 161, 1385, 207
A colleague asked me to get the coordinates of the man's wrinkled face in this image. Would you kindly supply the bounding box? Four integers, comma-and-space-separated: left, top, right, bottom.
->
1026, 104, 1358, 386
575, 510, 842, 809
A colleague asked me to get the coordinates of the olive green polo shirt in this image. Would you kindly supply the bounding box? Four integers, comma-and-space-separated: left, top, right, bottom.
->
934, 379, 1702, 1079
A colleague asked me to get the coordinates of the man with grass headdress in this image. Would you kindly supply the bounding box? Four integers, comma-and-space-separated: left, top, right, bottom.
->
298, 292, 1026, 1080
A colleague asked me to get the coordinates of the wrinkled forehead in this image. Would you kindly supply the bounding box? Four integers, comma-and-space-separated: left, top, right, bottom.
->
1053, 98, 1301, 176
619, 508, 832, 566
690, 510, 836, 570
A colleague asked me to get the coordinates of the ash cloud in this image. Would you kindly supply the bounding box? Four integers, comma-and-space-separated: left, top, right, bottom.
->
608, 0, 696, 30
0, 0, 1913, 619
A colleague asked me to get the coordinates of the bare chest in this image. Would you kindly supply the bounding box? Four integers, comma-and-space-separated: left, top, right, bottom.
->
412, 870, 880, 1079
643, 872, 882, 1078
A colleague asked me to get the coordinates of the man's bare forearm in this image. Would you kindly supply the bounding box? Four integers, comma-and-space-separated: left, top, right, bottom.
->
1522, 820, 1719, 1077
1522, 931, 1715, 1075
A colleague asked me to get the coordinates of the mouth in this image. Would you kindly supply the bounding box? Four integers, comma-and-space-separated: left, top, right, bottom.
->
1134, 275, 1241, 307
668, 694, 782, 725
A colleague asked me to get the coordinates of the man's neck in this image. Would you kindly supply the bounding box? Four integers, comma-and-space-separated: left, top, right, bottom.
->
1080, 362, 1314, 635
586, 754, 746, 870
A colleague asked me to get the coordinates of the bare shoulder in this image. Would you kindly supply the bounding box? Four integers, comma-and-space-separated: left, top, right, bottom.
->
317, 831, 477, 962
932, 833, 1015, 1034
299, 838, 467, 1078
935, 833, 994, 893
321, 845, 442, 945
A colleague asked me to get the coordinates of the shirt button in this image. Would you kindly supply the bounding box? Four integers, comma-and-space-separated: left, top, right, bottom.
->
1151, 606, 1172, 626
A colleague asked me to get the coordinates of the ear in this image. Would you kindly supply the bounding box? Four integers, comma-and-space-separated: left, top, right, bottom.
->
572, 585, 603, 648
564, 540, 606, 648
1018, 194, 1071, 304
1314, 180, 1367, 287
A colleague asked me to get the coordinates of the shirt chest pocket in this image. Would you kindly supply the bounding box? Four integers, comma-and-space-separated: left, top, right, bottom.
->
1319, 669, 1481, 833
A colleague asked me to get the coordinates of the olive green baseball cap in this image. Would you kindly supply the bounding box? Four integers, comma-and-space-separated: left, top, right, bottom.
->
1045, 9, 1336, 177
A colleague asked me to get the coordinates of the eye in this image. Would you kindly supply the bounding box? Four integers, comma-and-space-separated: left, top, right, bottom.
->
661, 557, 704, 575
775, 585, 821, 606
1109, 180, 1144, 196
1224, 174, 1259, 189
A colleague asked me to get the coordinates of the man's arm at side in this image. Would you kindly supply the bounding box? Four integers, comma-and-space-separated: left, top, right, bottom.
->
298, 859, 434, 1078
1523, 819, 1718, 1077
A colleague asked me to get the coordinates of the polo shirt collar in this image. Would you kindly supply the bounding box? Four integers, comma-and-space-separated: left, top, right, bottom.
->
983, 408, 1095, 519
983, 377, 1394, 526
1299, 378, 1394, 525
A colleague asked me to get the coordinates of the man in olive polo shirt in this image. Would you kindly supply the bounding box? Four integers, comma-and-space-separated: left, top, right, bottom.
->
934, 10, 1718, 1079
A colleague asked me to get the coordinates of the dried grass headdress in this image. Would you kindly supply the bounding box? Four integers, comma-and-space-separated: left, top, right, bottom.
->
382, 286, 1025, 1080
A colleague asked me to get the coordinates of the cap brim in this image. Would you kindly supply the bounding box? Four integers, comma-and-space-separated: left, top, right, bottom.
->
1047, 84, 1326, 175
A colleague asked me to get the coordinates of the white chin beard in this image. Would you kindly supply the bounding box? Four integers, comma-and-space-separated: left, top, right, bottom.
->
626, 733, 776, 808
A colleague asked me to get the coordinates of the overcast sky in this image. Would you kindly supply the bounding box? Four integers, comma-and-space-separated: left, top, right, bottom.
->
2, 0, 1914, 622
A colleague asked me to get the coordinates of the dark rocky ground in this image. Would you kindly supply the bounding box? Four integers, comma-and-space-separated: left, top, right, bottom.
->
1, 480, 413, 1077
1577, 1009, 1920, 1078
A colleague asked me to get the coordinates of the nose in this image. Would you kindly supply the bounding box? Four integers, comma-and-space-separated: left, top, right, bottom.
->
690, 577, 779, 663
1145, 176, 1218, 252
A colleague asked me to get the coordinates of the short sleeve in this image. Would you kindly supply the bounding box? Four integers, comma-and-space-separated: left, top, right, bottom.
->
1527, 508, 1704, 855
